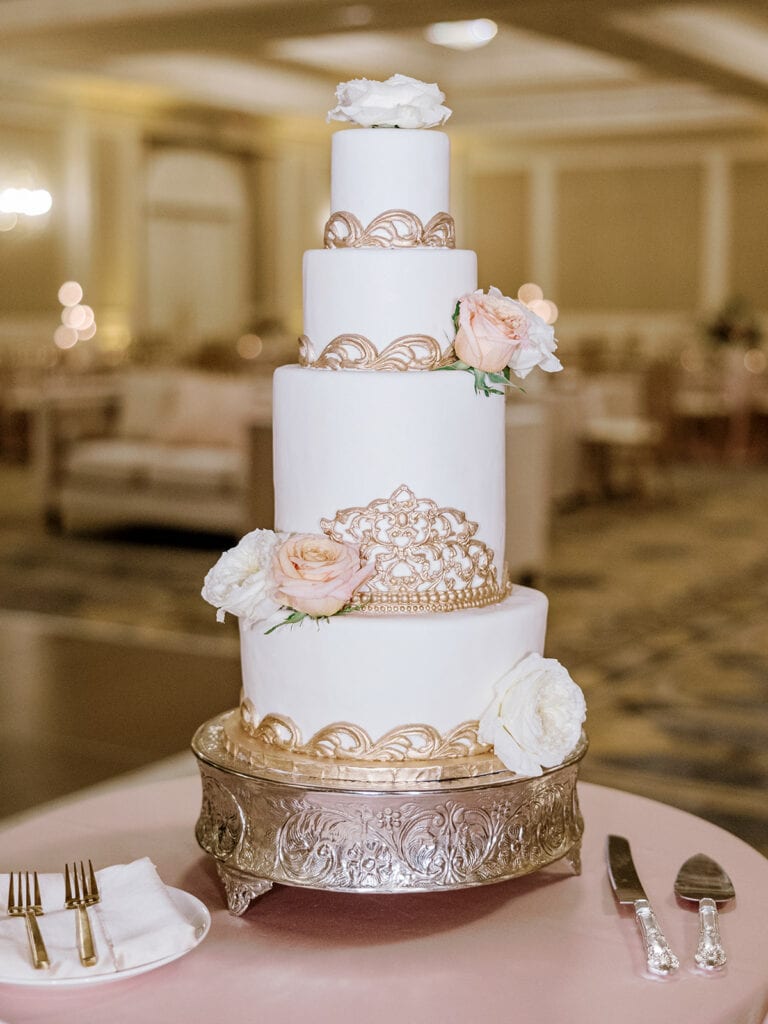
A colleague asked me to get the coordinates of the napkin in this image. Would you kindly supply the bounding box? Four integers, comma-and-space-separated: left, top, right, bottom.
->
0, 858, 201, 980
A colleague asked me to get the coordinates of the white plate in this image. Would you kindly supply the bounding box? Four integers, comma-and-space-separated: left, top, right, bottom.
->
0, 887, 211, 987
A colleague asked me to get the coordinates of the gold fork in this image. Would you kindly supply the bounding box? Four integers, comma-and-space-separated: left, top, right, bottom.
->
7, 871, 50, 969
64, 861, 99, 967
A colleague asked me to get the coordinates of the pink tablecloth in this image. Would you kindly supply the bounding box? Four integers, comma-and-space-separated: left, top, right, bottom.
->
0, 778, 766, 1024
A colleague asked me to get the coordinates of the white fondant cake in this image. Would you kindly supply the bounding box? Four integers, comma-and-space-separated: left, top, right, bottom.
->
240, 586, 547, 741
202, 76, 585, 778
273, 367, 506, 582
303, 248, 475, 359
330, 128, 449, 224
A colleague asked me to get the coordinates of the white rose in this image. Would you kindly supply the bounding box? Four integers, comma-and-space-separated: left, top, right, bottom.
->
327, 74, 452, 129
478, 653, 586, 777
202, 528, 283, 625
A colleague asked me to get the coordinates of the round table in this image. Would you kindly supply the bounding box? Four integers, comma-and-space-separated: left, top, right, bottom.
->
0, 778, 766, 1024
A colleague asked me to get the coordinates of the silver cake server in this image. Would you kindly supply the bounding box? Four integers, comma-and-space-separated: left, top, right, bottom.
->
607, 835, 679, 976
674, 853, 734, 970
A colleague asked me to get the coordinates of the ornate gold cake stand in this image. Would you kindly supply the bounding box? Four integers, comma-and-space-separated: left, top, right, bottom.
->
192, 711, 587, 915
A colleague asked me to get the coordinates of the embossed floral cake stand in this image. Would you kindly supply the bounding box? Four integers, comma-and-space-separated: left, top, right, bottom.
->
193, 711, 587, 914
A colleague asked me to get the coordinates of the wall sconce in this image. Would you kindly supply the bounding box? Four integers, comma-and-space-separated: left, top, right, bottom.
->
0, 187, 53, 231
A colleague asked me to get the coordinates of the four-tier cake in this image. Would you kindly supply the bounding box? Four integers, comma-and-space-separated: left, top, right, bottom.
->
202, 75, 586, 787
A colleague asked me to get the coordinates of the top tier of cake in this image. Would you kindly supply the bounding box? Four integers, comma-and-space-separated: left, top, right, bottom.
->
329, 129, 450, 239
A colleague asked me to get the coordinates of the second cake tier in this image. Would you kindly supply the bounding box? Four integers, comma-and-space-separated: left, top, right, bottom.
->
301, 248, 475, 368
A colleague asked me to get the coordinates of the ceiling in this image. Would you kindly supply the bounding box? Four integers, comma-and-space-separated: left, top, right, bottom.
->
2, 0, 768, 138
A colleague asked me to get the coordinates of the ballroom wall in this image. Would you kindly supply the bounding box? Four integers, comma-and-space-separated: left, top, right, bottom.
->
1, 81, 767, 368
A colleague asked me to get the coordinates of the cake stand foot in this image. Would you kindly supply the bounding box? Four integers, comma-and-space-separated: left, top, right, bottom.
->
565, 839, 582, 876
216, 862, 274, 915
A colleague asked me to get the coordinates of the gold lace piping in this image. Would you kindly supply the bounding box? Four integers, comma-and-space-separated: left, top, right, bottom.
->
321, 484, 509, 614
240, 702, 489, 761
298, 333, 455, 371
324, 209, 455, 249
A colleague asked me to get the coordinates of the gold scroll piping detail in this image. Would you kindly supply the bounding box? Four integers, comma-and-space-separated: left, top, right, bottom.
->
240, 702, 490, 762
298, 333, 455, 371
320, 484, 510, 614
324, 209, 456, 249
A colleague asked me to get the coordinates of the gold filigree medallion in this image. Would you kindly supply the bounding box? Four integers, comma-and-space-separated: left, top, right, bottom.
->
298, 333, 455, 371
324, 209, 455, 249
320, 484, 509, 613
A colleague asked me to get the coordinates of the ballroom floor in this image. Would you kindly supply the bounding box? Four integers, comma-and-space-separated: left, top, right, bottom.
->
0, 461, 766, 854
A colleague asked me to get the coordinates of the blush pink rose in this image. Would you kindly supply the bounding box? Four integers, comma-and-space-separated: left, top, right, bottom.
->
454, 286, 563, 378
454, 289, 518, 373
272, 534, 374, 617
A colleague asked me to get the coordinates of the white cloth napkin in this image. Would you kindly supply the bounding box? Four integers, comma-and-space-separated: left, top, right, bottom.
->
0, 858, 201, 980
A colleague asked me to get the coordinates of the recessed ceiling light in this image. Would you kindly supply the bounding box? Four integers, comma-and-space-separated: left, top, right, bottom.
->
425, 19, 498, 51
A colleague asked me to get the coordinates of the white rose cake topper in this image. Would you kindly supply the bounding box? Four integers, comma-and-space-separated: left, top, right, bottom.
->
328, 74, 452, 129
479, 653, 586, 777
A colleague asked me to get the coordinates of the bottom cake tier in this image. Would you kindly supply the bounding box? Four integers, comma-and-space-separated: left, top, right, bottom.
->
238, 584, 548, 766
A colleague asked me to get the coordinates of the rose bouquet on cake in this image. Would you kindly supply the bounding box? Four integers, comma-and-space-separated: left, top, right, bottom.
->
443, 286, 562, 396
202, 529, 373, 634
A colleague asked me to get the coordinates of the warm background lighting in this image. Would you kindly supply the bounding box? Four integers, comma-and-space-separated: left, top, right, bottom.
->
55, 281, 97, 349
518, 283, 559, 324
744, 348, 767, 374
0, 187, 52, 217
425, 18, 498, 50
236, 333, 263, 359
53, 325, 79, 350
58, 281, 84, 306
517, 282, 544, 305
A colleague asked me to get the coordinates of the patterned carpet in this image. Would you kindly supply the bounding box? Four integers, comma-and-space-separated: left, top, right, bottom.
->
1, 462, 766, 853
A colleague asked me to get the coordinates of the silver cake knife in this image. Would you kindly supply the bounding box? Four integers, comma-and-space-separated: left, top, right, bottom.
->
607, 835, 680, 976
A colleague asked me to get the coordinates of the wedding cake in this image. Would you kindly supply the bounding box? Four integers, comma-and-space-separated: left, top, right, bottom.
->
203, 75, 586, 782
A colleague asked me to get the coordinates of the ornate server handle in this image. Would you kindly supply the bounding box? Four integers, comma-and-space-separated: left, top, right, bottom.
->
695, 897, 727, 970
634, 899, 680, 975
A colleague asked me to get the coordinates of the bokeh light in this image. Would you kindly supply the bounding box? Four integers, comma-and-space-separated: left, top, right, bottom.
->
518, 283, 544, 305
0, 187, 52, 216
58, 281, 84, 306
62, 305, 90, 330
237, 334, 263, 360
425, 18, 498, 50
744, 348, 767, 374
54, 325, 79, 349
77, 322, 98, 341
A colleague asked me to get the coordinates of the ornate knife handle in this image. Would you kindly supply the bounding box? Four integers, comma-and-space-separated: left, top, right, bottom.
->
634, 899, 680, 975
695, 897, 726, 970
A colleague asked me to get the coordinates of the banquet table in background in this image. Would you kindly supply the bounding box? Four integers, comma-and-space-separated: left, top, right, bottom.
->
0, 776, 767, 1024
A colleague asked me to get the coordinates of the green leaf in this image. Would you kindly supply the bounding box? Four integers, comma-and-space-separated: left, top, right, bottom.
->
264, 609, 309, 635
264, 601, 363, 635
336, 603, 362, 616
452, 300, 461, 333
437, 359, 470, 373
